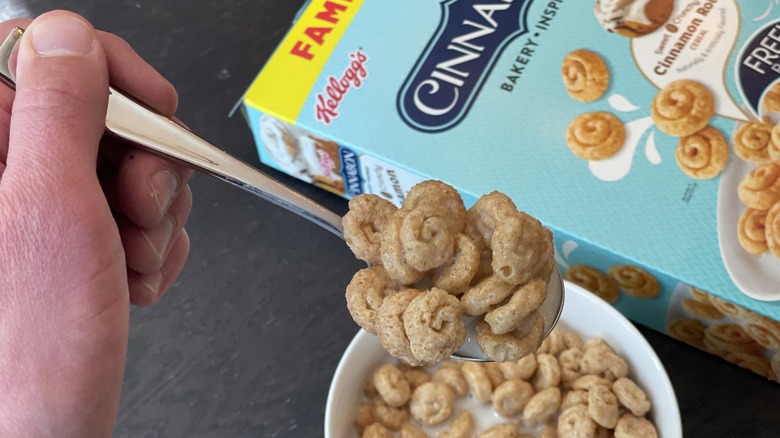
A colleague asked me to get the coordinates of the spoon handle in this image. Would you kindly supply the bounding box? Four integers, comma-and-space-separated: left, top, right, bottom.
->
0, 27, 344, 239
105, 87, 345, 239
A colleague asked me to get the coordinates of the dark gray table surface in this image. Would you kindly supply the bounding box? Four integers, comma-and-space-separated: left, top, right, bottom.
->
4, 1, 780, 436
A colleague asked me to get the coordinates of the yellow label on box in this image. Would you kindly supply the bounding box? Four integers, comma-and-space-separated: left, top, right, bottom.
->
244, 0, 364, 123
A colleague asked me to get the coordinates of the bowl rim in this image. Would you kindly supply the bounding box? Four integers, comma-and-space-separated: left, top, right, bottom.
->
325, 280, 683, 437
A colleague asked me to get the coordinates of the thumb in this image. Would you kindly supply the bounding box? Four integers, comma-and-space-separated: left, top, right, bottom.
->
5, 11, 107, 190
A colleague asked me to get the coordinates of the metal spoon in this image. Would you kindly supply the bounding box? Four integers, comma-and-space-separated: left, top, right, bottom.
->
0, 27, 563, 362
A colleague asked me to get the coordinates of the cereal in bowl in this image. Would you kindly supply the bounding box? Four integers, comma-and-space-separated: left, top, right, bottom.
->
352, 328, 659, 437
343, 181, 555, 364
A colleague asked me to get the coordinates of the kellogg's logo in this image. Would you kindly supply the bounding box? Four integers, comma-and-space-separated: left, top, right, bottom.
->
315, 50, 368, 125
398, 0, 532, 132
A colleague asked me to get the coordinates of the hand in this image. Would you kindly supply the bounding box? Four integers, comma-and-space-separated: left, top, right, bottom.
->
0, 11, 193, 436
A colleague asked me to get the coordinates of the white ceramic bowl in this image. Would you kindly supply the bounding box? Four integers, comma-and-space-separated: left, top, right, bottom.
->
325, 281, 682, 437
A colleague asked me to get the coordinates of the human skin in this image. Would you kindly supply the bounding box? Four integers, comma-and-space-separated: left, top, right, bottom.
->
0, 11, 193, 436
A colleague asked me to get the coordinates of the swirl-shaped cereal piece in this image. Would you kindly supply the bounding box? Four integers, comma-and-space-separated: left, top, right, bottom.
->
492, 213, 555, 285
343, 194, 398, 264
614, 414, 658, 438
766, 202, 780, 258
675, 126, 728, 180
498, 354, 537, 380
607, 264, 659, 299
703, 324, 762, 356
562, 49, 609, 103
588, 385, 619, 429
688, 286, 712, 304
739, 208, 770, 255
559, 348, 584, 388
566, 112, 626, 160
558, 405, 597, 438
346, 266, 396, 334
572, 375, 612, 391
403, 180, 467, 234
371, 398, 409, 431
485, 279, 547, 334
380, 213, 426, 285
707, 295, 750, 322
433, 367, 468, 399
461, 274, 516, 316
770, 124, 780, 160
461, 362, 493, 403
612, 377, 651, 417
438, 411, 474, 438
476, 312, 545, 362
399, 209, 456, 272
651, 80, 714, 137
377, 289, 421, 363
681, 299, 724, 320
524, 387, 562, 426
738, 161, 780, 210
534, 353, 562, 391
561, 389, 588, 410
403, 288, 466, 365
373, 364, 412, 408
432, 234, 480, 295
410, 382, 455, 426
466, 191, 519, 247
741, 310, 780, 351
734, 121, 773, 163
667, 318, 706, 349
493, 379, 534, 418
564, 265, 619, 303
580, 343, 629, 381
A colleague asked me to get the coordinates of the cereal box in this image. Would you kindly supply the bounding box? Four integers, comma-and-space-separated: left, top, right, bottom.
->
242, 0, 780, 380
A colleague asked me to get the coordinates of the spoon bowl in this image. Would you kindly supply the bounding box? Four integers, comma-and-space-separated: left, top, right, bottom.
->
0, 26, 564, 362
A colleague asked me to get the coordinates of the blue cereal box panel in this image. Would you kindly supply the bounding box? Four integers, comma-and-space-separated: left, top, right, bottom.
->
243, 0, 780, 380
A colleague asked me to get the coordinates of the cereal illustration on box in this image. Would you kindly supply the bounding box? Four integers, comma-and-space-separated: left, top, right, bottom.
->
666, 283, 780, 381
243, 0, 780, 381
